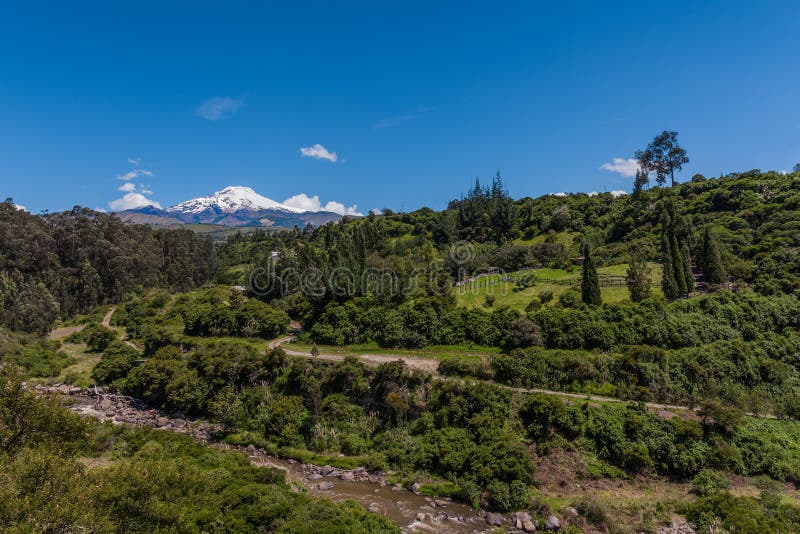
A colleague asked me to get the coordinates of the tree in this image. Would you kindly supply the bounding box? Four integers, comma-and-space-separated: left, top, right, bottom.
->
635, 130, 689, 186
581, 242, 602, 305
794, 163, 800, 173
659, 203, 692, 299
681, 242, 695, 294
661, 234, 681, 300
700, 226, 727, 286
506, 317, 543, 348
311, 341, 320, 361
632, 169, 649, 198
626, 252, 652, 302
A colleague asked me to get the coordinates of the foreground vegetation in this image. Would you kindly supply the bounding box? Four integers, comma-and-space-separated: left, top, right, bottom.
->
0, 367, 397, 533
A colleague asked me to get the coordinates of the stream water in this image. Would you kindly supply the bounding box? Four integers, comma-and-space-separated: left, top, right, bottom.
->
62, 393, 498, 533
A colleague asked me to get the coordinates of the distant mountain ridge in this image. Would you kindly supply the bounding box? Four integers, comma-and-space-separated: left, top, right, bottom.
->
115, 186, 348, 229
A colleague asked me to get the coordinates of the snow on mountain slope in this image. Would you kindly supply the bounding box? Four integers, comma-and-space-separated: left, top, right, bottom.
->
166, 186, 307, 214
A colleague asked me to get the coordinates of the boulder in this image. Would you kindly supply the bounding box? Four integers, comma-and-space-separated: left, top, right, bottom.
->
98, 398, 113, 411
321, 465, 334, 475
523, 519, 537, 532
307, 473, 323, 481
339, 471, 354, 481
434, 499, 448, 507
545, 514, 561, 530
564, 507, 578, 518
316, 481, 334, 490
245, 444, 256, 453
368, 503, 381, 513
410, 482, 421, 493
170, 418, 187, 429
485, 512, 504, 526
416, 513, 427, 522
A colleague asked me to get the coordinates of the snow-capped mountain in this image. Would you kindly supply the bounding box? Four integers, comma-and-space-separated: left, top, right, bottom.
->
166, 186, 306, 215
115, 186, 350, 230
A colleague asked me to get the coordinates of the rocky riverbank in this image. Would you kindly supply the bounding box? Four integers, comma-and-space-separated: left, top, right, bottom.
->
30, 383, 695, 534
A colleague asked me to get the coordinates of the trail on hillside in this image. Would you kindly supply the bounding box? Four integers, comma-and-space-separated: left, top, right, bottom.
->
269, 336, 776, 420
50, 307, 140, 351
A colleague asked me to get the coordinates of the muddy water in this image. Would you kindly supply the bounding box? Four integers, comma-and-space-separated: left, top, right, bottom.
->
63, 394, 495, 533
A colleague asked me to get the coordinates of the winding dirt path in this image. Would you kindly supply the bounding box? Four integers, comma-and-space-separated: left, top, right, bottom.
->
268, 336, 440, 372
101, 307, 115, 328
269, 336, 776, 420
49, 307, 140, 351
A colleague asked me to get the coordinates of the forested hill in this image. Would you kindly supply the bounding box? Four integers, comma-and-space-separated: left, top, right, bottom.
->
0, 203, 217, 334
219, 169, 799, 299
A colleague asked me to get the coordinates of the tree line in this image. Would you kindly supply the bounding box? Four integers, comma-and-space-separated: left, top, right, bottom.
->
0, 202, 217, 333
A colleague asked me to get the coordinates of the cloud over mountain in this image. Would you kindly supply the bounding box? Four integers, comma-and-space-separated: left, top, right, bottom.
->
282, 193, 361, 216
109, 193, 162, 211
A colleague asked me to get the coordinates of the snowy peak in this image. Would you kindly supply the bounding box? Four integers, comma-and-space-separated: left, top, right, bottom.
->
166, 186, 307, 214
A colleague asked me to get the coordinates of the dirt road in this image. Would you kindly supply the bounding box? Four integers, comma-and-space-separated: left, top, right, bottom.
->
269, 336, 776, 419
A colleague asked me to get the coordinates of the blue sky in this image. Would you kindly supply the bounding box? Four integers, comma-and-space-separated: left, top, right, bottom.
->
2, 1, 799, 214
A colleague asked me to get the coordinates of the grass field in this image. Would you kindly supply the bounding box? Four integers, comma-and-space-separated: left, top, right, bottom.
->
512, 230, 581, 249
455, 263, 663, 311
55, 343, 100, 388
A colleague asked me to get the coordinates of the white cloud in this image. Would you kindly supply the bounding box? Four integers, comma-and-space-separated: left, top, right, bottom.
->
195, 96, 244, 120
300, 144, 338, 162
108, 193, 162, 211
111, 161, 159, 210
282, 193, 362, 216
551, 192, 567, 197
14, 204, 27, 212
117, 169, 153, 181
323, 200, 362, 216
601, 157, 640, 178
370, 208, 383, 215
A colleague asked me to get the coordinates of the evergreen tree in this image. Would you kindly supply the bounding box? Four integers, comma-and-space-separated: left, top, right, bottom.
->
661, 233, 681, 300
626, 251, 652, 302
680, 243, 695, 294
670, 233, 688, 295
701, 226, 727, 286
632, 169, 648, 198
581, 242, 602, 305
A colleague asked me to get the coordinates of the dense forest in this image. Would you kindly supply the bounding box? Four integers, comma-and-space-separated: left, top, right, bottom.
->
4, 167, 800, 532
0, 202, 217, 333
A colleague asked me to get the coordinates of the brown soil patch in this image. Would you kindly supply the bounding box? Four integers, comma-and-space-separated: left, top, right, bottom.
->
48, 324, 85, 340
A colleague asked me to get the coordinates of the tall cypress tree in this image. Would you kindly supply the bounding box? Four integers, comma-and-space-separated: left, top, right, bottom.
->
626, 251, 652, 302
581, 242, 602, 305
701, 226, 727, 286
670, 232, 688, 295
661, 233, 680, 300
680, 243, 695, 294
